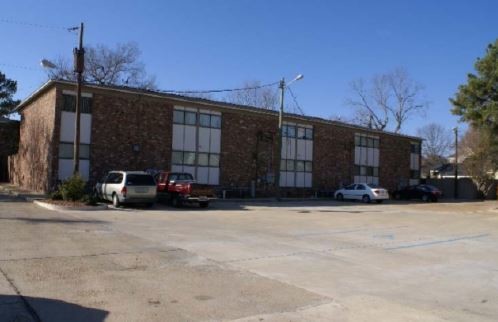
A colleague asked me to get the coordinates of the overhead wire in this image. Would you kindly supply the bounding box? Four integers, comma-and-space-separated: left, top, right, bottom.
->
287, 86, 306, 115
160, 81, 280, 94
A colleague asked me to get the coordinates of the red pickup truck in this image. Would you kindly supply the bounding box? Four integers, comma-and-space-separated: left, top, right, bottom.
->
154, 171, 216, 208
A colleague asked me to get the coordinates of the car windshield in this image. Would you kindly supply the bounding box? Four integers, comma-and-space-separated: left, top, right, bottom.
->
366, 183, 380, 189
126, 174, 156, 186
420, 185, 438, 191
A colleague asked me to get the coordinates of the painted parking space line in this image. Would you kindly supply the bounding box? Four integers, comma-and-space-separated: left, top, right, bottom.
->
384, 233, 490, 251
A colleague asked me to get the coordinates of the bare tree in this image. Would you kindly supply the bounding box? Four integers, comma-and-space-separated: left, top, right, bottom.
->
224, 80, 279, 110
46, 42, 156, 89
416, 123, 453, 176
346, 67, 428, 133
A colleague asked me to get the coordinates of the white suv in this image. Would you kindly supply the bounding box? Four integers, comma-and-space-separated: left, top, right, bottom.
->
99, 171, 157, 207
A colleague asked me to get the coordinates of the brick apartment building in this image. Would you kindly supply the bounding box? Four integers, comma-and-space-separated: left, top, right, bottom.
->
9, 80, 422, 195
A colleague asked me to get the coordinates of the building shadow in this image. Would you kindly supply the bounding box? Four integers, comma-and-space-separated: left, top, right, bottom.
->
0, 294, 109, 322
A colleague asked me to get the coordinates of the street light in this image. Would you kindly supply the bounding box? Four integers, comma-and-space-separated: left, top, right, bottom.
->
274, 74, 304, 200
41, 22, 85, 176
453, 127, 458, 199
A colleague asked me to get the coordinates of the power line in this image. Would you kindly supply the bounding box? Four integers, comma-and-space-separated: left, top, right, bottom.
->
287, 86, 305, 115
0, 63, 40, 71
161, 81, 280, 94
0, 18, 76, 32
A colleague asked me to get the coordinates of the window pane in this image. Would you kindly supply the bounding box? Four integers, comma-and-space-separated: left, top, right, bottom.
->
126, 174, 155, 186
355, 136, 361, 146
79, 144, 90, 159
280, 159, 286, 171
360, 166, 367, 176
81, 97, 92, 114
305, 128, 313, 140
59, 143, 73, 159
360, 136, 367, 147
198, 153, 209, 166
296, 160, 305, 171
184, 152, 196, 165
209, 154, 220, 167
172, 151, 183, 164
367, 138, 374, 148
354, 165, 360, 176
287, 126, 296, 138
297, 128, 306, 139
373, 139, 379, 148
282, 125, 288, 137
185, 111, 197, 125
62, 95, 75, 112
173, 110, 184, 124
210, 115, 221, 128
366, 166, 373, 176
373, 167, 379, 177
286, 160, 295, 171
199, 114, 210, 127
305, 161, 312, 172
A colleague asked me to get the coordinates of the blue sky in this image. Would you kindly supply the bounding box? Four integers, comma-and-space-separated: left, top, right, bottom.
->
1, 0, 497, 135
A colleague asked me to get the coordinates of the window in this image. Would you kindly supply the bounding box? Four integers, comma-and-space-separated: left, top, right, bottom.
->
354, 165, 379, 178
345, 184, 356, 190
173, 110, 184, 124
185, 112, 196, 125
58, 142, 90, 159
296, 160, 305, 171
106, 173, 123, 184
355, 134, 379, 147
282, 125, 296, 138
209, 154, 220, 167
199, 114, 210, 127
356, 184, 366, 190
305, 161, 312, 172
199, 113, 221, 129
184, 152, 196, 165
173, 110, 197, 125
172, 151, 220, 168
62, 94, 92, 113
305, 128, 313, 140
198, 153, 209, 166
411, 143, 421, 154
281, 159, 312, 172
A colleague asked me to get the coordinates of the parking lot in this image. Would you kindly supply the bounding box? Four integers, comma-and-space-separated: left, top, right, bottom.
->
1, 194, 497, 321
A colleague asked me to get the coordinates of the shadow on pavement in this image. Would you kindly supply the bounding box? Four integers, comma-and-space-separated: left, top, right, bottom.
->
0, 217, 107, 225
0, 294, 109, 322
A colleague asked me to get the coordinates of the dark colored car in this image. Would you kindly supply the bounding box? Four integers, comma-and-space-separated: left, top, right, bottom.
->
392, 184, 442, 202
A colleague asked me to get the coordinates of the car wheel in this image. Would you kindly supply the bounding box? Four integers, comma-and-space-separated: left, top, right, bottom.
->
336, 193, 344, 201
376, 200, 383, 204
362, 195, 371, 203
422, 194, 429, 202
112, 194, 121, 208
199, 201, 209, 208
171, 196, 182, 208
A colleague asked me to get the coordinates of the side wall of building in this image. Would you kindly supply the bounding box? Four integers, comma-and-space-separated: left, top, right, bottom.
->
9, 87, 57, 192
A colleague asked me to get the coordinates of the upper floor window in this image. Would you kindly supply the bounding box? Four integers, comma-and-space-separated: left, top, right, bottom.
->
62, 94, 92, 114
283, 124, 313, 140
355, 134, 379, 148
410, 142, 421, 154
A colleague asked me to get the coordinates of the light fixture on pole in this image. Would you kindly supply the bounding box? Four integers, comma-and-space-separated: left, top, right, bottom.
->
453, 126, 458, 199
274, 74, 304, 200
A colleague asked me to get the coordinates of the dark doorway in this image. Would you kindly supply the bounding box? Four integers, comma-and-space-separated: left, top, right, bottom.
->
0, 155, 8, 182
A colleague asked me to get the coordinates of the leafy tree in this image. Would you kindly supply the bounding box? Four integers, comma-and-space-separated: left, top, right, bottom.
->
459, 127, 498, 198
0, 71, 20, 116
46, 42, 156, 89
346, 67, 428, 133
451, 39, 498, 133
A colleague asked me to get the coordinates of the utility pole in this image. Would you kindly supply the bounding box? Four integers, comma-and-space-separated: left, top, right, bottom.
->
274, 78, 285, 200
453, 127, 458, 199
73, 22, 84, 175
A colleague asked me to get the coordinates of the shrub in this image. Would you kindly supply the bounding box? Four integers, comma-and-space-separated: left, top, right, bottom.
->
49, 189, 63, 200
59, 175, 86, 201
81, 194, 99, 206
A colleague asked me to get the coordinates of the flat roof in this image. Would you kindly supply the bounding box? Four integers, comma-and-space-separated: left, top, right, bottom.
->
16, 79, 422, 141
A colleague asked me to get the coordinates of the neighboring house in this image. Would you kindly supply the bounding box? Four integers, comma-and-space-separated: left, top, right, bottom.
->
430, 163, 470, 179
0, 117, 19, 182
9, 80, 422, 194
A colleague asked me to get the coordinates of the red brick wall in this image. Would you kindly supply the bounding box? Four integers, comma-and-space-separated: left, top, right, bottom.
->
9, 87, 57, 192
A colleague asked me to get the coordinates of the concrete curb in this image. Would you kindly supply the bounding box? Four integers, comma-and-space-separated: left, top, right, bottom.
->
34, 200, 108, 211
